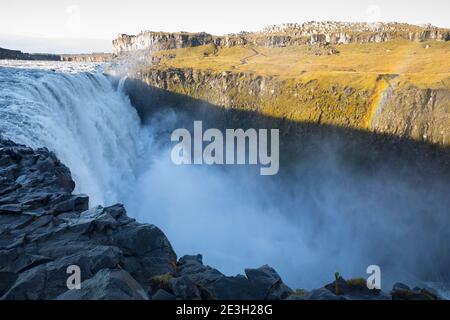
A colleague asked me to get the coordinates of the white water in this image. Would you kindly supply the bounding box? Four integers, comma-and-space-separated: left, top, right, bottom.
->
0, 61, 143, 205
1, 61, 449, 295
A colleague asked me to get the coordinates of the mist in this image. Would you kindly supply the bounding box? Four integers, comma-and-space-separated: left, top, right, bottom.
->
118, 106, 450, 292
2, 63, 449, 294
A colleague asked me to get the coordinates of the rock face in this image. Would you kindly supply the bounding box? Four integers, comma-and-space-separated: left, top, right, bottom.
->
113, 32, 215, 56
60, 53, 112, 62
125, 67, 450, 146
112, 22, 450, 55
0, 139, 176, 299
261, 22, 450, 45
0, 139, 445, 300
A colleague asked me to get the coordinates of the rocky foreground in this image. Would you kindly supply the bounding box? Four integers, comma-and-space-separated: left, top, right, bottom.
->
0, 139, 444, 300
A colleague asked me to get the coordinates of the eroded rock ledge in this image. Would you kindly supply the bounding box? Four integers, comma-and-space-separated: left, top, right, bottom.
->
0, 139, 443, 300
112, 22, 449, 55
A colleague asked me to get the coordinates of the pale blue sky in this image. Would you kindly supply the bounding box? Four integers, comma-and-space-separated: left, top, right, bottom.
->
0, 0, 448, 53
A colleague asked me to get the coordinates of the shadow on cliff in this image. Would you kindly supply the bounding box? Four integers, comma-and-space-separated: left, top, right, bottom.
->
118, 77, 450, 177
114, 77, 450, 288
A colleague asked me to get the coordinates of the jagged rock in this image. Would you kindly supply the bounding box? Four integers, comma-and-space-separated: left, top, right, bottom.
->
324, 277, 391, 300
177, 254, 224, 285
0, 139, 176, 300
151, 289, 176, 300
113, 32, 214, 56
1, 246, 123, 299
244, 265, 292, 299
52, 194, 89, 213
169, 276, 202, 300
175, 255, 291, 300
391, 284, 442, 300
56, 269, 149, 300
112, 22, 449, 56
292, 288, 342, 300
112, 223, 177, 279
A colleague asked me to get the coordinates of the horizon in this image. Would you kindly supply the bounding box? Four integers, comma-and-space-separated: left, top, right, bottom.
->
1, 0, 449, 54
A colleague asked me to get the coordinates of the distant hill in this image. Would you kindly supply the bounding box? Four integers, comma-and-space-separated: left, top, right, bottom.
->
0, 47, 60, 61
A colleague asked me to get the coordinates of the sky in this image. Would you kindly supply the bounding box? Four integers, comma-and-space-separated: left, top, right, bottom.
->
0, 0, 449, 53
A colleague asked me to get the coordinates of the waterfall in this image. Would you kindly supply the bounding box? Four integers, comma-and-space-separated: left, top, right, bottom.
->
0, 65, 143, 206
1, 62, 449, 294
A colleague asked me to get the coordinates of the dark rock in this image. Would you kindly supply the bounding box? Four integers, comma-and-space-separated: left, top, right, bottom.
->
169, 276, 202, 300
0, 272, 18, 296
324, 276, 349, 295
177, 254, 223, 285
244, 265, 292, 299
56, 269, 149, 300
301, 288, 342, 300
52, 194, 89, 213
324, 277, 390, 300
391, 285, 442, 300
0, 204, 22, 214
151, 289, 176, 300
112, 223, 177, 278
1, 246, 123, 299
204, 274, 257, 300
393, 282, 410, 291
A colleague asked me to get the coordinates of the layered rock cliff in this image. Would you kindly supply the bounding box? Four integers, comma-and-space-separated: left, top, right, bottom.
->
113, 32, 215, 56
112, 22, 450, 55
109, 22, 450, 147
60, 53, 112, 62
118, 68, 449, 146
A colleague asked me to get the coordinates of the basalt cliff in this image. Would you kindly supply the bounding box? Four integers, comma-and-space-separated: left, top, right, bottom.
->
113, 22, 450, 54
109, 22, 450, 147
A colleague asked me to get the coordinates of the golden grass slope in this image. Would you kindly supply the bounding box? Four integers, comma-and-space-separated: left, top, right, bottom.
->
150, 40, 450, 90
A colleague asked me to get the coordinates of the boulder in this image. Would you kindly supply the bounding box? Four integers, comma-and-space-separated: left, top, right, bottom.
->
244, 265, 292, 299
56, 269, 149, 300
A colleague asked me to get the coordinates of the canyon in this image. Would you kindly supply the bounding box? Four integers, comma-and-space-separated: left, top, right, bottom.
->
1, 21, 449, 300
109, 22, 450, 147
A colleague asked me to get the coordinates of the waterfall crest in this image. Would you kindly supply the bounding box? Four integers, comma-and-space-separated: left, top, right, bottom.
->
0, 65, 143, 205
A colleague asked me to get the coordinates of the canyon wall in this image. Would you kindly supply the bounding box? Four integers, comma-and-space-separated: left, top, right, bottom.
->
60, 53, 112, 62
113, 32, 215, 56
112, 22, 450, 55
110, 22, 450, 147
125, 68, 449, 146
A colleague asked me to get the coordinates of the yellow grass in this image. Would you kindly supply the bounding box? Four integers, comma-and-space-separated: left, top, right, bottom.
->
152, 40, 450, 89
